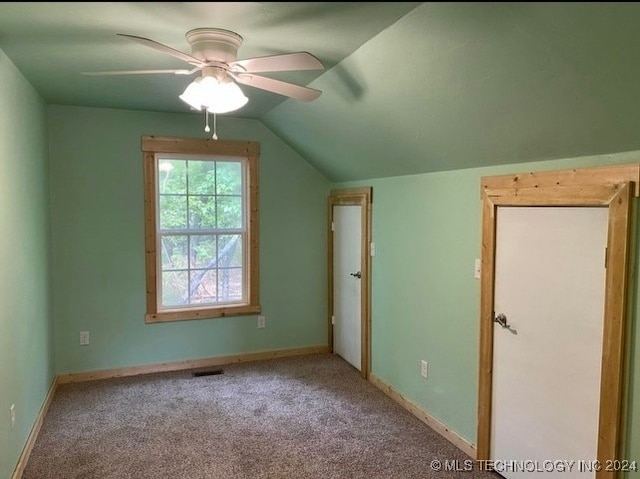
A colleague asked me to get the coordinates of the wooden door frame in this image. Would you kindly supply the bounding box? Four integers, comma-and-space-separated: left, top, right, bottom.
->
477, 164, 639, 479
328, 187, 372, 379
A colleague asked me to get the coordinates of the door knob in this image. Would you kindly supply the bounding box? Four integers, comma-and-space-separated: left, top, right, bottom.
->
350, 271, 362, 279
494, 313, 508, 327
493, 313, 517, 334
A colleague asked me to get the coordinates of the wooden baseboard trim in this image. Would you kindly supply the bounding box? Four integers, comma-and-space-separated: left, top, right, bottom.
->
369, 373, 476, 458
57, 345, 330, 384
11, 376, 58, 479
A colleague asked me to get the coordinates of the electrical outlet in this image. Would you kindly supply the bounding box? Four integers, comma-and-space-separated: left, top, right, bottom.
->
80, 331, 90, 346
257, 316, 266, 329
10, 404, 15, 430
421, 360, 429, 379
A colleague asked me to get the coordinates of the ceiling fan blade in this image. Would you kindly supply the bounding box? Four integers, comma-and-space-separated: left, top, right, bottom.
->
232, 73, 322, 102
82, 69, 194, 76
117, 33, 203, 65
230, 52, 323, 73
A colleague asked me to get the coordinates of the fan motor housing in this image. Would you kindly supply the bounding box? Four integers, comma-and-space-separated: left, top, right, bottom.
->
186, 28, 243, 64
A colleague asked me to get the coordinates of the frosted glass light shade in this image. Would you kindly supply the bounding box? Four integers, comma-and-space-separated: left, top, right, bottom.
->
179, 78, 205, 111
179, 76, 248, 114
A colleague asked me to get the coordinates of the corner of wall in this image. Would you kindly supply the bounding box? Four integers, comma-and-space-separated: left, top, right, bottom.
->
0, 47, 55, 479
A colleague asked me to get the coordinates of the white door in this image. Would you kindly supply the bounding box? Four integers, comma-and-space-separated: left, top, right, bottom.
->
333, 205, 362, 370
491, 207, 608, 479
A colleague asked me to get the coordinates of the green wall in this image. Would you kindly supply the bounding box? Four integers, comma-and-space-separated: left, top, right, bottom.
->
0, 50, 54, 478
48, 105, 329, 374
336, 150, 640, 461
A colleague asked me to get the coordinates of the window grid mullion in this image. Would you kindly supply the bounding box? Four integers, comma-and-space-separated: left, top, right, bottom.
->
215, 234, 220, 302
158, 193, 241, 198
214, 159, 218, 232
187, 234, 192, 305
186, 160, 190, 230
159, 229, 245, 235
186, 160, 191, 305
214, 161, 220, 302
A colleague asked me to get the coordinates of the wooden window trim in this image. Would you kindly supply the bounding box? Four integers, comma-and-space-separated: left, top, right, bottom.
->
477, 164, 639, 479
143, 136, 260, 323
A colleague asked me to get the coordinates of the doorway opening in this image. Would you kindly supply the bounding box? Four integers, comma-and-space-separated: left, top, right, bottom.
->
477, 164, 638, 478
328, 188, 372, 379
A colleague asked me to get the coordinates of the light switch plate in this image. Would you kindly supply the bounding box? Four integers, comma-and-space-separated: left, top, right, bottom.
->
474, 259, 481, 279
421, 360, 429, 379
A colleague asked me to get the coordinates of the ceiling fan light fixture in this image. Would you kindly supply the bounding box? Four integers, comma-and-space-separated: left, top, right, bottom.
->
178, 77, 205, 111
179, 75, 248, 114
204, 77, 248, 114
86, 28, 324, 118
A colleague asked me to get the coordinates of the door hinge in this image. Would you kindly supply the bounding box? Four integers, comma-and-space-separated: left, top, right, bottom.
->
605, 247, 608, 268
331, 221, 335, 232
331, 315, 335, 325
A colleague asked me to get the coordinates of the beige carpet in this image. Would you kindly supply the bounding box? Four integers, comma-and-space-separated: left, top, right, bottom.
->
24, 354, 497, 479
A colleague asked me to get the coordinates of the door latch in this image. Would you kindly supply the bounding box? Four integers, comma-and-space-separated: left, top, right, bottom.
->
350, 271, 362, 279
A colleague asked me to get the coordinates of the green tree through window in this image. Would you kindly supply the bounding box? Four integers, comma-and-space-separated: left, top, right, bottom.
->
158, 157, 244, 307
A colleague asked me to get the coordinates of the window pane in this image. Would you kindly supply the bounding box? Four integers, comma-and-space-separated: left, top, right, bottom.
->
187, 160, 215, 195
216, 162, 242, 195
218, 268, 243, 301
229, 236, 243, 267
160, 195, 187, 229
162, 271, 188, 306
190, 235, 216, 269
161, 236, 188, 270
217, 196, 242, 229
152, 151, 253, 315
190, 269, 218, 304
218, 235, 242, 268
158, 159, 186, 194
189, 196, 216, 229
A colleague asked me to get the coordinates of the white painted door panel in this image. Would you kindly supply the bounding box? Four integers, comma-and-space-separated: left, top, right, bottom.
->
333, 205, 362, 370
491, 207, 607, 479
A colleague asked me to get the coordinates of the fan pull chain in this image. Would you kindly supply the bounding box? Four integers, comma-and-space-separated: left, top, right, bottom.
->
212, 113, 218, 140
204, 110, 210, 133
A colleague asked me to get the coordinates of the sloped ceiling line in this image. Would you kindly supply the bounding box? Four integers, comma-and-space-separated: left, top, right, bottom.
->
263, 2, 640, 182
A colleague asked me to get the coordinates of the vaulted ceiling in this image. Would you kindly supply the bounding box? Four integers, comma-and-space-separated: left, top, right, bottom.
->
2, 2, 640, 181
264, 2, 640, 180
0, 2, 419, 117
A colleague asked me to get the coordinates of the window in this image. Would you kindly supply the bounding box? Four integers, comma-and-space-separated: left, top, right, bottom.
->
143, 136, 260, 322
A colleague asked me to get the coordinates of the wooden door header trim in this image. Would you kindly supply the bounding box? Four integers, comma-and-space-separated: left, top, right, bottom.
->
481, 163, 640, 197
329, 187, 372, 202
483, 183, 624, 206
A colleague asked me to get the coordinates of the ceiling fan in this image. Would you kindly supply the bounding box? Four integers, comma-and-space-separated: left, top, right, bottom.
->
83, 28, 325, 116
